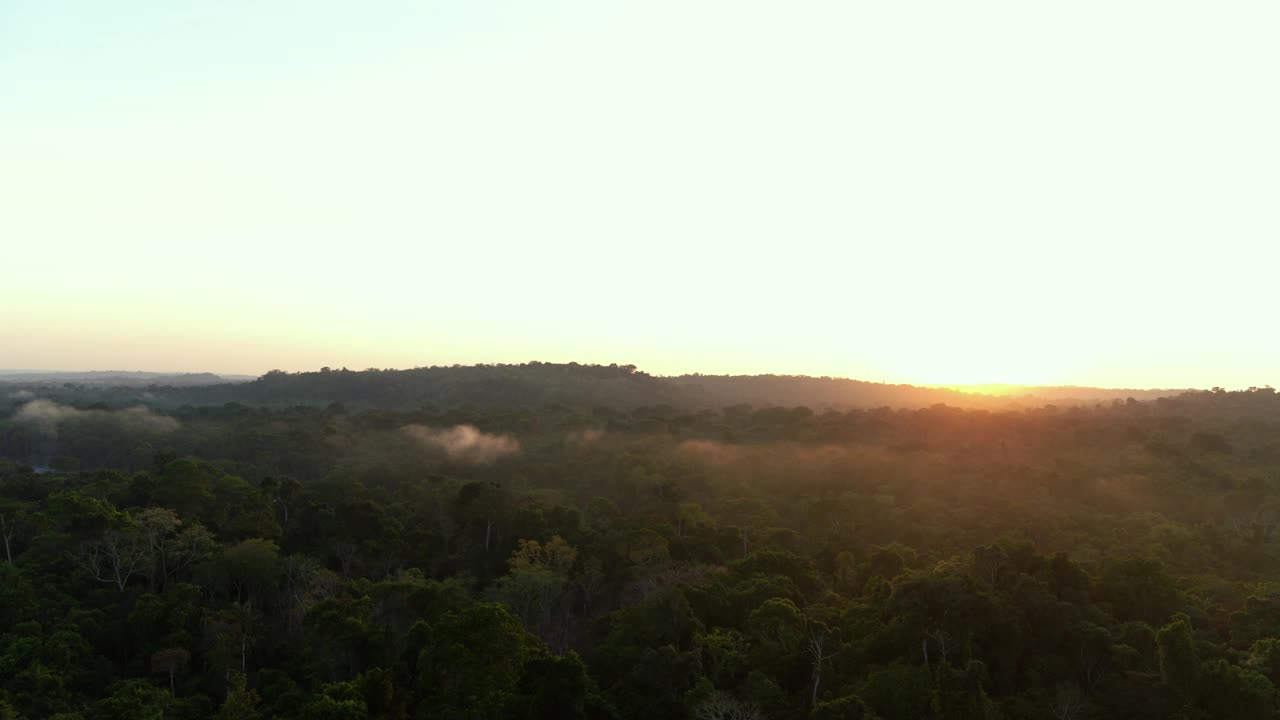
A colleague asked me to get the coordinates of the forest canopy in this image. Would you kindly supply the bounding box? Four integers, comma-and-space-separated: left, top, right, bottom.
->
1, 364, 1278, 719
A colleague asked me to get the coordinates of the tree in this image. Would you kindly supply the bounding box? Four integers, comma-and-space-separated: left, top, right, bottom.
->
886, 569, 996, 671
166, 521, 217, 584
810, 695, 880, 720
972, 544, 1008, 587
216, 671, 262, 720
1196, 658, 1275, 720
693, 691, 764, 720
808, 626, 830, 709
416, 603, 536, 719
606, 645, 701, 720
153, 458, 218, 519
1049, 683, 1088, 720
210, 474, 281, 542
283, 553, 341, 638
455, 482, 511, 552
931, 661, 1001, 720
133, 507, 181, 589
93, 679, 168, 720
1157, 613, 1198, 709
220, 538, 282, 607
511, 651, 609, 720
857, 662, 934, 720
304, 592, 376, 682
698, 628, 751, 690
721, 498, 777, 558
0, 498, 31, 564
747, 597, 808, 689
618, 528, 670, 568
150, 647, 191, 697
261, 475, 302, 527
1230, 594, 1280, 649
677, 502, 714, 538
74, 519, 149, 592
1099, 556, 1183, 626
1072, 620, 1115, 694
491, 536, 578, 647
1246, 637, 1280, 685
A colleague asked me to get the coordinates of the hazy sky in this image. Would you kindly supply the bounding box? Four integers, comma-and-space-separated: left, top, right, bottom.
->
3, 1, 1278, 387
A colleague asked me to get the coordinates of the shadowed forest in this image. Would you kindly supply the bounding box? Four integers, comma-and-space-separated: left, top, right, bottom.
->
2, 363, 1280, 719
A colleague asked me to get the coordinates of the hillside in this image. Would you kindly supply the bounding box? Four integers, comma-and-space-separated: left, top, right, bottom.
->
1, 363, 1190, 412
0, 370, 252, 387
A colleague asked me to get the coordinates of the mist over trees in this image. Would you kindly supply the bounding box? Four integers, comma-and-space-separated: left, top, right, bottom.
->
1, 363, 1278, 718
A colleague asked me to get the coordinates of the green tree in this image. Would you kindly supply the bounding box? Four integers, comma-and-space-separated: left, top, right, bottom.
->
93, 679, 167, 720
1157, 614, 1198, 709
301, 681, 365, 720
0, 498, 32, 564
1196, 658, 1275, 720
810, 694, 880, 720
219, 538, 281, 607
150, 647, 190, 697
416, 603, 536, 719
216, 671, 262, 720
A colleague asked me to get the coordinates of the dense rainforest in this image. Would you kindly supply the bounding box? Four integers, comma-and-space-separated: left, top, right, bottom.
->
2, 363, 1280, 719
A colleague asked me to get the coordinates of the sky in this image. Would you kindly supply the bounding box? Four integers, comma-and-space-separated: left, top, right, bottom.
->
2, 1, 1278, 388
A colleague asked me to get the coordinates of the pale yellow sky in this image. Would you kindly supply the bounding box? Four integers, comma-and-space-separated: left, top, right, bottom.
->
2, 1, 1277, 387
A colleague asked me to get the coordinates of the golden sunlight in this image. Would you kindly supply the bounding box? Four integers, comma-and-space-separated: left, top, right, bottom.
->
876, 329, 1081, 388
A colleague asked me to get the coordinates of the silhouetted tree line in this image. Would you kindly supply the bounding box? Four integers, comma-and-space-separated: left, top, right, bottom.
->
0, 362, 1199, 413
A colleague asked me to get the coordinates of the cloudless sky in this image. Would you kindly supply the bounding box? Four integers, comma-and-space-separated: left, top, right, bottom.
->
3, 1, 1278, 387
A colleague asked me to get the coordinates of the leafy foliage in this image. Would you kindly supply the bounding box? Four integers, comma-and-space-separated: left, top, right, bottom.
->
2, 375, 1280, 717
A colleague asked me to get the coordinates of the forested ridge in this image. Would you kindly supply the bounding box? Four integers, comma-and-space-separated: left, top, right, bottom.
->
2, 366, 1280, 719
1, 362, 1184, 412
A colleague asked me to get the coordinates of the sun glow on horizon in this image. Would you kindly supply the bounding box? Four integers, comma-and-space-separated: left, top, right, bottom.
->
860, 325, 1087, 389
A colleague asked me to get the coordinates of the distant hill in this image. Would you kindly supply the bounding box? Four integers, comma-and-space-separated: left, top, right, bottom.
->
167, 363, 682, 409
0, 363, 1198, 411
140, 363, 1192, 411
0, 370, 254, 387
669, 373, 988, 409
943, 383, 1182, 403
668, 375, 1188, 410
